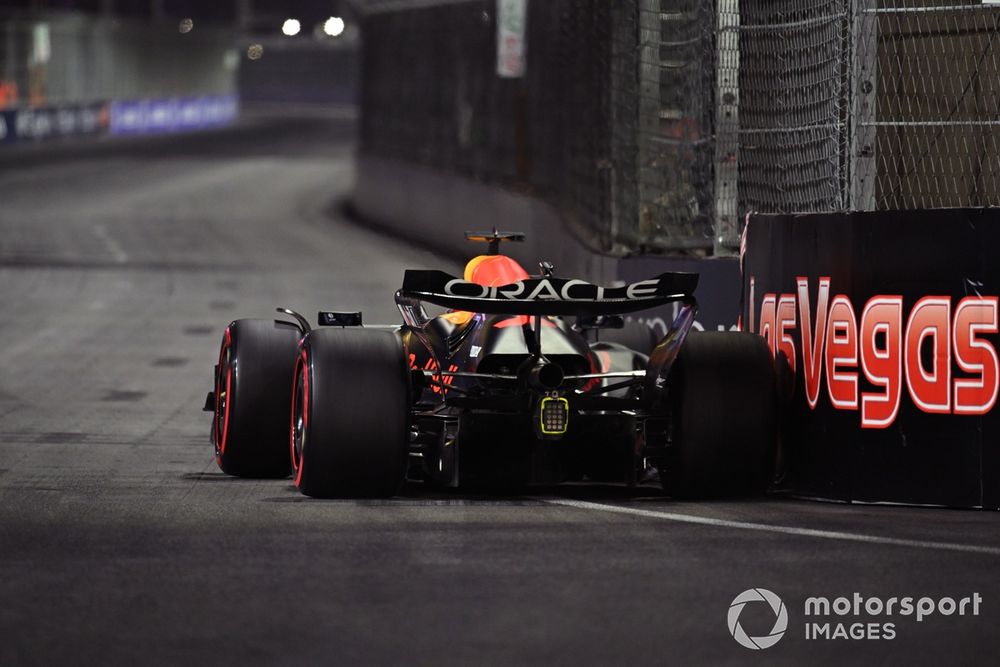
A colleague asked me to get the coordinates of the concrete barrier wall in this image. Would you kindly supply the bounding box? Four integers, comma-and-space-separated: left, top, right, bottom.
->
743, 209, 1000, 508
353, 153, 744, 332
239, 41, 358, 107
354, 153, 619, 284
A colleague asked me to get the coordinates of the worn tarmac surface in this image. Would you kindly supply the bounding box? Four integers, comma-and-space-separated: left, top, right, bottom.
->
1, 116, 999, 666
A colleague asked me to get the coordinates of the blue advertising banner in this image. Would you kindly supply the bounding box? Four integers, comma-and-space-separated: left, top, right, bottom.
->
109, 95, 239, 136
0, 103, 108, 143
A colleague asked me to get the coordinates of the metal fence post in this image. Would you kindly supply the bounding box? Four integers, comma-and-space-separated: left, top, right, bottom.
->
714, 0, 739, 254
609, 0, 638, 254
637, 0, 662, 246
850, 0, 877, 211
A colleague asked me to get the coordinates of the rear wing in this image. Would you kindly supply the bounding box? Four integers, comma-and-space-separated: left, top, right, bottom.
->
400, 270, 697, 316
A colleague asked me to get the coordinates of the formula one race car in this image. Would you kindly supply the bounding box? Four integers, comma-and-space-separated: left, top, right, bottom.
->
204, 231, 777, 498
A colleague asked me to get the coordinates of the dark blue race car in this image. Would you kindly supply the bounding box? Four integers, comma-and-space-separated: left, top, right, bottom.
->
205, 231, 777, 498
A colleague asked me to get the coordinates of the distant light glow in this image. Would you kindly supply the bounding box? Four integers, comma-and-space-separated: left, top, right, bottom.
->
247, 43, 264, 60
323, 16, 345, 37
282, 18, 301, 36
178, 18, 193, 34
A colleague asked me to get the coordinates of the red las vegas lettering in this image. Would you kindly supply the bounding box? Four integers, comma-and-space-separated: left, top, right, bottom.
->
953, 296, 999, 415
750, 277, 1000, 428
859, 296, 903, 429
797, 277, 830, 409
825, 295, 858, 409
905, 297, 951, 414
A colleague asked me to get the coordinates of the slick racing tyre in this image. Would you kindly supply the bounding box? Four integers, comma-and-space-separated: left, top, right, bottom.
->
214, 319, 300, 477
660, 331, 776, 498
291, 328, 410, 498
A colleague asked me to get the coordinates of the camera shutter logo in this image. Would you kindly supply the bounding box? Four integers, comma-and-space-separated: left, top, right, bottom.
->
728, 588, 788, 650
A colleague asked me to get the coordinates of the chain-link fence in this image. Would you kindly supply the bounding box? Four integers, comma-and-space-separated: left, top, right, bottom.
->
0, 11, 236, 110
359, 0, 635, 253
358, 0, 1000, 256
635, 1, 716, 251
861, 0, 1000, 210
737, 1, 853, 215
639, 0, 856, 251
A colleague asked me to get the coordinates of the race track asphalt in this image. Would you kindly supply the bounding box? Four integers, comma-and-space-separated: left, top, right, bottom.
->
1, 114, 999, 666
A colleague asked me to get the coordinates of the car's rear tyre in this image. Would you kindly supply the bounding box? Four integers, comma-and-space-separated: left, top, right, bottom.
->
660, 331, 776, 498
291, 328, 410, 498
214, 318, 300, 477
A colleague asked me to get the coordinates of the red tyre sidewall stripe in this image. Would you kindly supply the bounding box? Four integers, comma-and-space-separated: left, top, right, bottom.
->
289, 352, 301, 477
217, 327, 234, 457
292, 348, 309, 488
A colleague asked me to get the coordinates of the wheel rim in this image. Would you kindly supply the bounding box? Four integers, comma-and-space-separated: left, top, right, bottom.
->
290, 349, 309, 487
215, 328, 234, 458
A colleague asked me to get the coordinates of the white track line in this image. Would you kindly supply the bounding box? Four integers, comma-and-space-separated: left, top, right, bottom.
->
545, 499, 1000, 556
